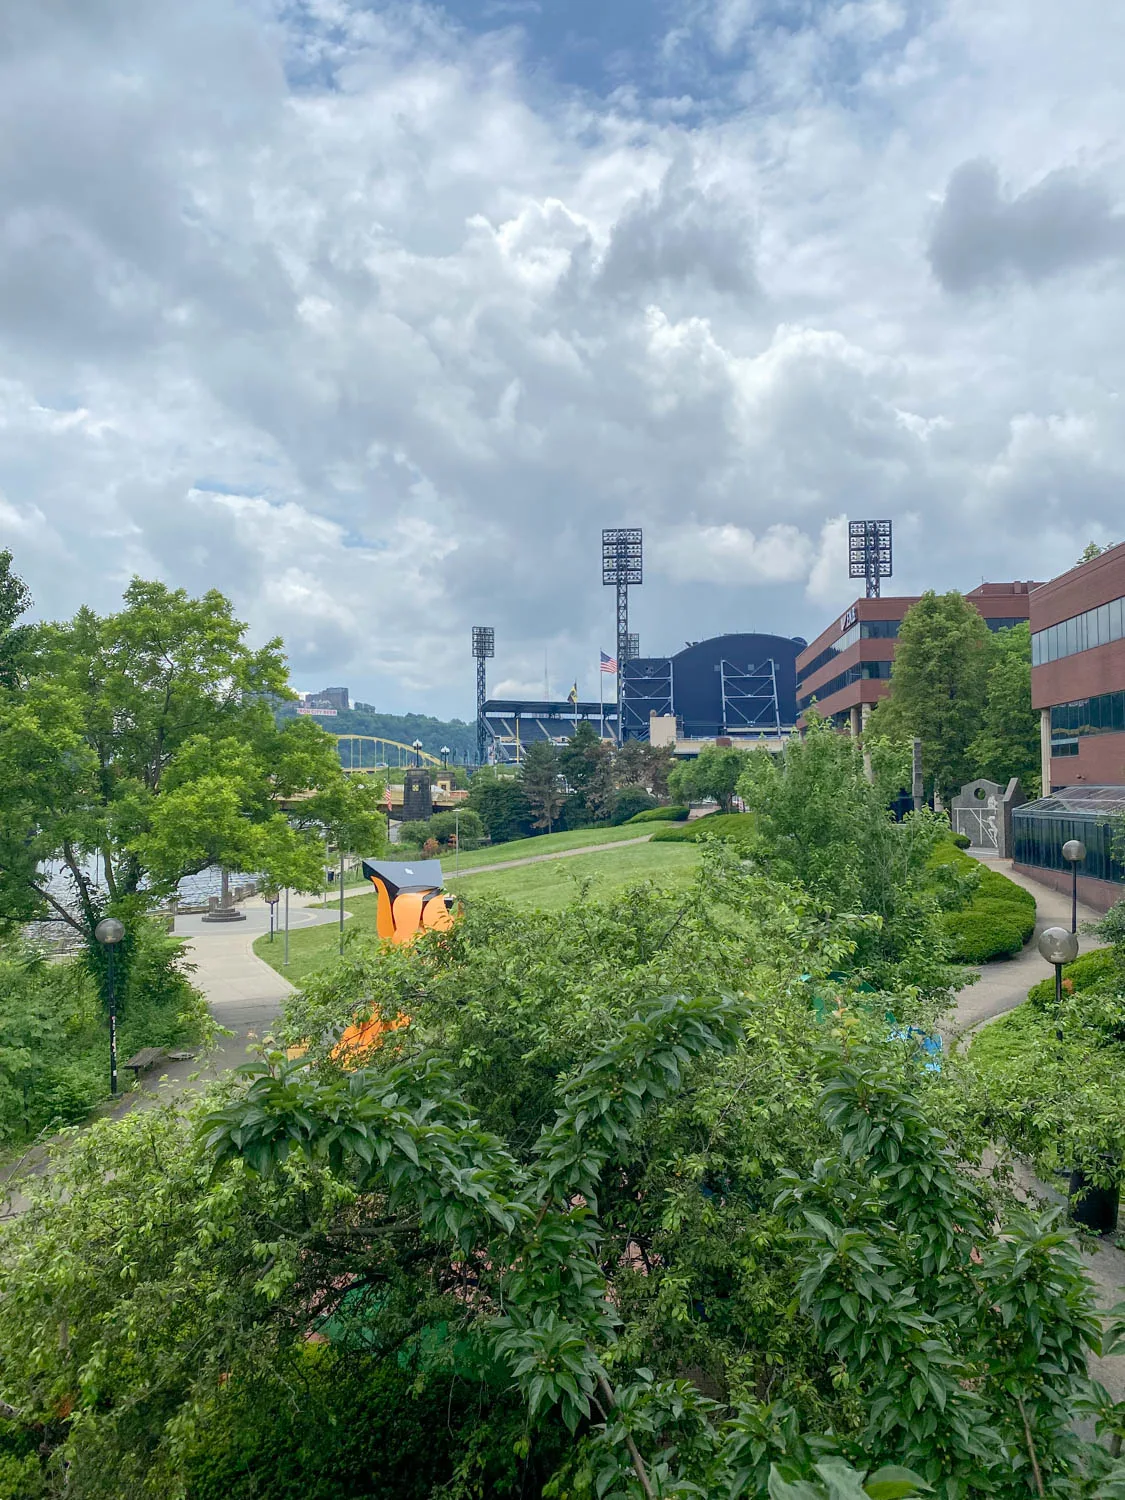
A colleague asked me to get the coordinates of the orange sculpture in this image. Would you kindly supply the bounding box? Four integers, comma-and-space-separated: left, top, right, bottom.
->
360, 857, 456, 944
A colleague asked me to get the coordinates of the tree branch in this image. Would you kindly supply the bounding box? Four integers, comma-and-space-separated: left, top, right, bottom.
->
27, 883, 85, 935
597, 1373, 655, 1500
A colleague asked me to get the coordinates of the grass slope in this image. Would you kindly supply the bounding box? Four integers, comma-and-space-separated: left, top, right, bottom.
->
255, 841, 698, 985
400, 822, 654, 872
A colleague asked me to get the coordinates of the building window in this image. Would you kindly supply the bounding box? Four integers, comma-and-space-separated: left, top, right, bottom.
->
1050, 688, 1125, 740
983, 617, 1025, 631
795, 619, 900, 686
797, 660, 892, 713
1032, 592, 1125, 666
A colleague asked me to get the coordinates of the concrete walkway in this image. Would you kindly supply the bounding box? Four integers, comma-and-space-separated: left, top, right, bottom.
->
946, 854, 1103, 1039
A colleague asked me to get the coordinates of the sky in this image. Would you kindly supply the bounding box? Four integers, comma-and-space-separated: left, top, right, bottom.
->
2, 0, 1124, 715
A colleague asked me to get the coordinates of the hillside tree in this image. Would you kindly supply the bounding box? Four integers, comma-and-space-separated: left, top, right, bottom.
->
0, 578, 386, 967
520, 740, 565, 833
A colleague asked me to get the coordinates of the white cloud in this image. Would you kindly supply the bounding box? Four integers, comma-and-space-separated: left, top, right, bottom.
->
653, 523, 813, 584
2, 0, 1125, 712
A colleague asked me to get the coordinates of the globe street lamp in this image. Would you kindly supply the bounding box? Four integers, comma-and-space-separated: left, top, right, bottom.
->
440, 745, 451, 768
94, 917, 126, 1096
1038, 925, 1080, 1044
1061, 838, 1086, 933
412, 739, 423, 768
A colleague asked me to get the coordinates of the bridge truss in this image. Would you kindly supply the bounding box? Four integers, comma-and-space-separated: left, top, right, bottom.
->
334, 735, 444, 771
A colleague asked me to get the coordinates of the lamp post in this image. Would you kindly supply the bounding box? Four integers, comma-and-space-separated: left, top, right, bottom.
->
1062, 838, 1086, 933
1038, 926, 1080, 1045
440, 745, 450, 768
94, 917, 126, 1096
412, 739, 423, 768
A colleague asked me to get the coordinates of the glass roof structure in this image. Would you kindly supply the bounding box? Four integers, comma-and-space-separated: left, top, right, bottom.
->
1013, 787, 1125, 886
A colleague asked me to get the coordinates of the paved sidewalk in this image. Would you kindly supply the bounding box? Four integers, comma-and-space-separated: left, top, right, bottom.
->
946, 855, 1103, 1039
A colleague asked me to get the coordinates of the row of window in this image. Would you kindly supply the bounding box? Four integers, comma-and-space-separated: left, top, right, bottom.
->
1012, 812, 1124, 885
1032, 595, 1125, 666
796, 620, 901, 685
1051, 687, 1125, 739
797, 615, 1027, 689
797, 660, 892, 712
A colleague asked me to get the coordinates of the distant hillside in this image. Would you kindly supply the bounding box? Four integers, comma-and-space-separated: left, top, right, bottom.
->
278, 702, 477, 763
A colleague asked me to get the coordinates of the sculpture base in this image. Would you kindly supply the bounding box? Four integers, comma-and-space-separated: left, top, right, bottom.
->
201, 908, 247, 923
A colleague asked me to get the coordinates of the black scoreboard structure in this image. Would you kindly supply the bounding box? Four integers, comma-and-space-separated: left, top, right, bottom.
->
620, 633, 806, 743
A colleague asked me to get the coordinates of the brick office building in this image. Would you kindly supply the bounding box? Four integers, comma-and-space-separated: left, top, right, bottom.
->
796, 581, 1040, 732
1031, 543, 1125, 793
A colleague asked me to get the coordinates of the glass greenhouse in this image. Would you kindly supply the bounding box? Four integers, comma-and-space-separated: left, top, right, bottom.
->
1012, 786, 1125, 886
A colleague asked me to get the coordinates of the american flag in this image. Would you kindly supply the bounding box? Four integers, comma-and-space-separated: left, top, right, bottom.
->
600, 651, 617, 674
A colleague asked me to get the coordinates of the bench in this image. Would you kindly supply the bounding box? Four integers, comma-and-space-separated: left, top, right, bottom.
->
123, 1047, 166, 1082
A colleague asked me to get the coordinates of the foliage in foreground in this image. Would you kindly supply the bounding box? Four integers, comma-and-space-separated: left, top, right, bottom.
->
3, 850, 1125, 1497
0, 923, 207, 1148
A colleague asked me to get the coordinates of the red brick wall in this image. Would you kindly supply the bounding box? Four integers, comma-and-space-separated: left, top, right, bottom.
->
1029, 543, 1125, 632
1054, 733, 1125, 788
1032, 638, 1125, 711
1012, 862, 1123, 914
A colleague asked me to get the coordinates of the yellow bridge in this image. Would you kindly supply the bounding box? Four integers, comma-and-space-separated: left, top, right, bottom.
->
334, 734, 444, 770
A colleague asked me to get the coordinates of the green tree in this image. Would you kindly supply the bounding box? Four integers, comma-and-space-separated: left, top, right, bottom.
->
520, 741, 565, 833
865, 590, 992, 800
0, 551, 32, 690
559, 721, 616, 823
612, 740, 674, 799
1079, 541, 1105, 564
0, 579, 386, 967
738, 717, 963, 1004
467, 766, 533, 843
968, 622, 1040, 795
0, 859, 1117, 1496
668, 744, 748, 812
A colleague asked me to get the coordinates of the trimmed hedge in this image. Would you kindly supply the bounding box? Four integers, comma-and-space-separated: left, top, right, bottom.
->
1027, 946, 1117, 1009
931, 844, 1039, 962
650, 812, 756, 847
976, 868, 1036, 913
942, 906, 1027, 963
626, 805, 690, 824
952, 831, 972, 849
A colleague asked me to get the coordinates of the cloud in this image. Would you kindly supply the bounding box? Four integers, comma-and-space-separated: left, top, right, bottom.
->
2, 0, 1125, 714
597, 160, 758, 296
928, 159, 1125, 292
652, 522, 813, 583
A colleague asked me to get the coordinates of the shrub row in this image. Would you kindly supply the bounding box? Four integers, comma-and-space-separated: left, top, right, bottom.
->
650, 812, 756, 847
933, 841, 1038, 964
625, 805, 690, 824
1027, 946, 1117, 1008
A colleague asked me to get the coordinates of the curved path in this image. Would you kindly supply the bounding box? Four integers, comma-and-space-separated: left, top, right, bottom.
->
946, 854, 1103, 1040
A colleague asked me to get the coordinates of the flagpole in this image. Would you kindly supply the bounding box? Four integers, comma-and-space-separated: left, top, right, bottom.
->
599, 659, 604, 740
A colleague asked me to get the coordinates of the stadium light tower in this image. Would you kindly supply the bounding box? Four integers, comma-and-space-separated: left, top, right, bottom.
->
602, 529, 642, 742
471, 626, 494, 765
848, 519, 893, 599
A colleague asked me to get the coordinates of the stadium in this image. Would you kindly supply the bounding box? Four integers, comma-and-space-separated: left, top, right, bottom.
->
483, 631, 805, 763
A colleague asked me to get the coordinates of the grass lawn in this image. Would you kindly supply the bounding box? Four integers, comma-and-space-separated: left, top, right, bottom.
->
255, 840, 699, 985
397, 822, 655, 873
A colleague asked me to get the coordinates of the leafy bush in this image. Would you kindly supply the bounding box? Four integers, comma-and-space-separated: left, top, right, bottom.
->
930, 843, 1036, 962
0, 924, 206, 1148
182, 1347, 559, 1500
951, 831, 972, 849
976, 868, 1036, 912
650, 812, 756, 846
1027, 946, 1117, 1009
626, 804, 690, 823
428, 809, 485, 848
941, 904, 1027, 963
611, 785, 658, 824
